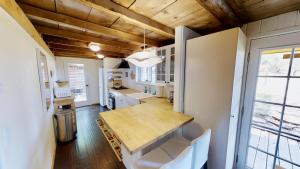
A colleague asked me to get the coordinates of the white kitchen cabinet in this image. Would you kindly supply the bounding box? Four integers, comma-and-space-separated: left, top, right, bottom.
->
156, 44, 175, 84
169, 46, 175, 83
156, 47, 167, 83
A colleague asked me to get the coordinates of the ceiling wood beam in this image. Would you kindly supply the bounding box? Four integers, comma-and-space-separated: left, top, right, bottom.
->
0, 0, 53, 56
53, 51, 98, 59
225, 0, 249, 22
78, 0, 175, 38
43, 35, 133, 54
55, 55, 99, 60
19, 3, 159, 46
48, 44, 125, 57
35, 25, 140, 51
195, 0, 242, 27
52, 48, 122, 58
44, 36, 89, 48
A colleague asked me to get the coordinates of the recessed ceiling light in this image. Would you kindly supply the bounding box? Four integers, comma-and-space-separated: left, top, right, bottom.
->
88, 42, 101, 52
96, 54, 105, 59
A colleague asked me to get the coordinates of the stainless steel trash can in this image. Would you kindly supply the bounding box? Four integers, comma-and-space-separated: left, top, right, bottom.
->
54, 110, 76, 142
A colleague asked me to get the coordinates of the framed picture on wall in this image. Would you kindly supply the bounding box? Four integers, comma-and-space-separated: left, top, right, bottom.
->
36, 50, 51, 112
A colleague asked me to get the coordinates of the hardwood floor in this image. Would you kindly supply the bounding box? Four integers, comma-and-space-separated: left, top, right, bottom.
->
54, 105, 126, 169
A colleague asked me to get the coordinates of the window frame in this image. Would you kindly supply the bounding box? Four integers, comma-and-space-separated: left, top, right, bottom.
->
136, 66, 156, 83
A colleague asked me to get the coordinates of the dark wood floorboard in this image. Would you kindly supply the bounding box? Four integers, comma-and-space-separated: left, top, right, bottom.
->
54, 105, 126, 169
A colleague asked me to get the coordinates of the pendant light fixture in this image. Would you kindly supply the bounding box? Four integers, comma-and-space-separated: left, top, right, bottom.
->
88, 42, 101, 52
125, 29, 163, 68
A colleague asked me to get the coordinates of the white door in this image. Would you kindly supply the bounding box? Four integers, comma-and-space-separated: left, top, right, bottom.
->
64, 62, 89, 107
237, 32, 300, 169
156, 47, 167, 83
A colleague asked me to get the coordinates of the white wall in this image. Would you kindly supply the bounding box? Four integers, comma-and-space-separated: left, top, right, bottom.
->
242, 11, 300, 39
55, 57, 101, 106
174, 26, 200, 112
102, 57, 144, 91
0, 8, 56, 169
101, 56, 173, 96
122, 64, 139, 89
123, 63, 148, 91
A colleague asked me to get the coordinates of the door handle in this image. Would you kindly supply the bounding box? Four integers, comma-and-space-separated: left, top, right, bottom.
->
86, 84, 89, 87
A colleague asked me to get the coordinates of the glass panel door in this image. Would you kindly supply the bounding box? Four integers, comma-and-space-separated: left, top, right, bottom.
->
170, 46, 175, 83
156, 48, 166, 82
67, 63, 87, 102
245, 48, 300, 169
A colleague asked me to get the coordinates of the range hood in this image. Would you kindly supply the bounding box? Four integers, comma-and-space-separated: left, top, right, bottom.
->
118, 60, 130, 69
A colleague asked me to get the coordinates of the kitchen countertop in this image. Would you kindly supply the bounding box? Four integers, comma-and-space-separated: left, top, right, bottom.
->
126, 92, 154, 100
109, 88, 140, 96
99, 97, 193, 154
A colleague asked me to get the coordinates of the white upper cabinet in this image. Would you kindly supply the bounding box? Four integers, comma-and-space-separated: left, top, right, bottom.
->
156, 48, 166, 83
169, 46, 175, 83
156, 44, 175, 84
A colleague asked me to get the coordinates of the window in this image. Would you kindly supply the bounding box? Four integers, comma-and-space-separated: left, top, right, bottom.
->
136, 66, 156, 83
246, 48, 300, 169
67, 63, 87, 102
36, 51, 51, 111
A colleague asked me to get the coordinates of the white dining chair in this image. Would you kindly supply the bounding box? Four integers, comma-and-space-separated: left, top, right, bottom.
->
133, 146, 193, 169
161, 146, 193, 169
160, 122, 211, 169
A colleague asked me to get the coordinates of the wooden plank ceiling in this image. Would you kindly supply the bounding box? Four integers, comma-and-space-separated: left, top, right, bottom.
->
16, 0, 300, 59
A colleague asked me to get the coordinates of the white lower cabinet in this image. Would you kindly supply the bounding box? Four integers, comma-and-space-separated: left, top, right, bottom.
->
121, 144, 142, 169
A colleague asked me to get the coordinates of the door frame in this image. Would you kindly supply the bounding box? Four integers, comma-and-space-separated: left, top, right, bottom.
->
236, 31, 300, 169
63, 61, 90, 107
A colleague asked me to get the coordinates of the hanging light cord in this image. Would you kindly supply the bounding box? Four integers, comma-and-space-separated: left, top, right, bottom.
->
143, 28, 146, 52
